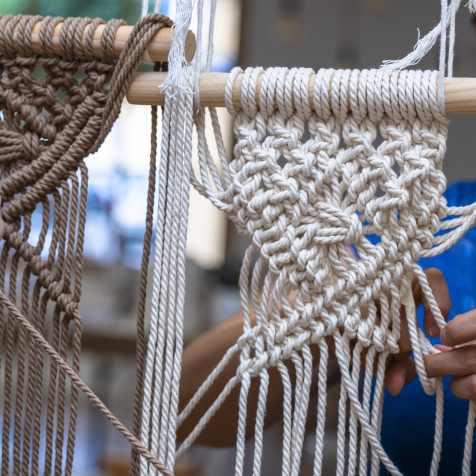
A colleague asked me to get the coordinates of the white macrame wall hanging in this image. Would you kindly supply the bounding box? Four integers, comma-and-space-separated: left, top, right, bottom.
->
137, 1, 476, 475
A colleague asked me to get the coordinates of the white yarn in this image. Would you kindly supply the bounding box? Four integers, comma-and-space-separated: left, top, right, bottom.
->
291, 347, 313, 476
347, 340, 363, 476
141, 0, 150, 18
462, 401, 476, 476
336, 338, 348, 476
161, 0, 195, 94
439, 0, 449, 76
139, 74, 195, 475
139, 0, 199, 473
278, 361, 293, 476
469, 0, 476, 13
381, 0, 475, 76
175, 66, 476, 476
448, 0, 457, 77
312, 340, 328, 476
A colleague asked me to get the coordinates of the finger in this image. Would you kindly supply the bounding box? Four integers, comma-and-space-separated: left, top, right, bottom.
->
434, 344, 452, 353
385, 354, 416, 396
441, 309, 476, 347
424, 309, 441, 338
451, 375, 476, 400
423, 268, 451, 336
398, 313, 412, 353
425, 345, 476, 378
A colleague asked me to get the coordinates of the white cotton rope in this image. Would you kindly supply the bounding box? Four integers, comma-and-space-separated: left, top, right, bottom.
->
172, 64, 476, 476
139, 0, 200, 474
140, 0, 150, 19
381, 0, 476, 77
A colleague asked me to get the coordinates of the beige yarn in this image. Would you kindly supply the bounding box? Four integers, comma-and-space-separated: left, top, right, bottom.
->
179, 66, 476, 475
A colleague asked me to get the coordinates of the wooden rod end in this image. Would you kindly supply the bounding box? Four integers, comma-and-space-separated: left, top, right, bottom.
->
185, 31, 196, 62
29, 18, 196, 63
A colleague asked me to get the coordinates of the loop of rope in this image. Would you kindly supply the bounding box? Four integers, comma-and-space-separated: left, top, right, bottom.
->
225, 68, 446, 123
0, 15, 128, 61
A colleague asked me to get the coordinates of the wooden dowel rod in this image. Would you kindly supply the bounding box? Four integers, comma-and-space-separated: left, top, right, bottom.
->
126, 72, 476, 113
30, 21, 196, 62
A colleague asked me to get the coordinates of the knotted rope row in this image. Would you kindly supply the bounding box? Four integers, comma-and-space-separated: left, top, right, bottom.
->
180, 67, 476, 476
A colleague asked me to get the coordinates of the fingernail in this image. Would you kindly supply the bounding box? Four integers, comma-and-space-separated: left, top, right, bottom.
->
396, 377, 405, 395
392, 372, 405, 396
435, 344, 452, 352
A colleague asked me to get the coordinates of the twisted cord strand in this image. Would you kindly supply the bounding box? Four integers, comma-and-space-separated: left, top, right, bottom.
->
0, 290, 172, 475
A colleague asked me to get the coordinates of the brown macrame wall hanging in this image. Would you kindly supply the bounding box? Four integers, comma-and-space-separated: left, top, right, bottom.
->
0, 14, 173, 475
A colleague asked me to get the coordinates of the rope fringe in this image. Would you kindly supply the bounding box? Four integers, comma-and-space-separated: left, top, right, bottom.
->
184, 66, 475, 475
0, 13, 174, 476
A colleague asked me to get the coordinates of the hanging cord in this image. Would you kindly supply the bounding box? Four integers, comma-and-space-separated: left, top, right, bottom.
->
0, 290, 172, 475
193, 0, 218, 107
381, 0, 468, 75
138, 0, 207, 473
138, 1, 217, 474
130, 61, 168, 476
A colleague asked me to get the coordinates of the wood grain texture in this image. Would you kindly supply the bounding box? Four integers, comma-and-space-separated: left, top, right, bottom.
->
127, 73, 476, 113
30, 21, 196, 62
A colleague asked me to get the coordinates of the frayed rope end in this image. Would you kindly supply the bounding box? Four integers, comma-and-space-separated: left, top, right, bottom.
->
467, 0, 476, 14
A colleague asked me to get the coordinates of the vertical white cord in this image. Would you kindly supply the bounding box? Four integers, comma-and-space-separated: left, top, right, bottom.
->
336, 338, 348, 476
430, 381, 444, 476
462, 401, 476, 476
279, 362, 293, 476
139, 0, 209, 472
439, 0, 448, 76
141, 0, 150, 18
447, 0, 457, 77
347, 341, 363, 476
291, 346, 313, 476
312, 340, 328, 476
358, 347, 376, 476
234, 246, 255, 476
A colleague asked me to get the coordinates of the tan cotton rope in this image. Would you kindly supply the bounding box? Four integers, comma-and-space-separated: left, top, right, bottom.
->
0, 13, 173, 476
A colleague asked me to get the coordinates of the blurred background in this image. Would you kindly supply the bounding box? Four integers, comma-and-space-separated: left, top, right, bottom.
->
2, 1, 476, 475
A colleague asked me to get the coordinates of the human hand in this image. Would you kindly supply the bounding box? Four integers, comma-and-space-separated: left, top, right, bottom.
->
425, 308, 476, 400
385, 268, 451, 396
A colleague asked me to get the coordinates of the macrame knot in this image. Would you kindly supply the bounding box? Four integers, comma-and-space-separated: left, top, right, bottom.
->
0, 128, 41, 163
21, 132, 41, 160
310, 321, 326, 343
313, 203, 363, 245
